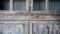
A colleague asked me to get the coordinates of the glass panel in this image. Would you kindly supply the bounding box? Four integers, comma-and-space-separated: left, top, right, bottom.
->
0, 0, 10, 10
33, 0, 45, 11
49, 0, 60, 10
32, 23, 46, 34
13, 0, 26, 10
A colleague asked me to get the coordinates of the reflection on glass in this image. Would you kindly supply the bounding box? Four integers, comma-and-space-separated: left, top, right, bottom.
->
49, 0, 60, 10
13, 0, 26, 10
0, 0, 10, 10
33, 0, 45, 11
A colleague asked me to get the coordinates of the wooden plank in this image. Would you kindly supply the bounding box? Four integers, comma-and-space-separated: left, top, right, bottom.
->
10, 0, 13, 11
0, 21, 28, 34
46, 0, 49, 12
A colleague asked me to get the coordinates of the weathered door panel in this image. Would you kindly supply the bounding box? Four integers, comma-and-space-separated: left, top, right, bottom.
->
0, 21, 28, 34
30, 21, 60, 34
53, 24, 60, 34
30, 21, 48, 34
32, 23, 47, 34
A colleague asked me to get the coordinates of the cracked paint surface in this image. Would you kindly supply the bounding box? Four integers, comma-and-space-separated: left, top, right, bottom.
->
0, 24, 23, 34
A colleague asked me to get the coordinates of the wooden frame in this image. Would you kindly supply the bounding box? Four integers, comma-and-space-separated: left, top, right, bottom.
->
13, 0, 29, 13
0, 0, 29, 14
30, 21, 60, 34
30, 0, 60, 14
30, 21, 48, 34
49, 0, 60, 14
0, 0, 60, 14
30, 0, 49, 14
0, 21, 28, 34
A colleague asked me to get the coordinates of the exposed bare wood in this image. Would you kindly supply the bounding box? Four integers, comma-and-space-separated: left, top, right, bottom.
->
46, 0, 49, 12
10, 0, 13, 11
31, 0, 33, 11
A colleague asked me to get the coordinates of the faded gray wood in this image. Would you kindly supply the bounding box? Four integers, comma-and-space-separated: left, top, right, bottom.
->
30, 21, 60, 34
0, 21, 28, 34
0, 14, 60, 20
0, 0, 60, 34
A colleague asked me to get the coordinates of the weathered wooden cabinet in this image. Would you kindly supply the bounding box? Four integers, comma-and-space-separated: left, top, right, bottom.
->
0, 0, 60, 34
30, 21, 60, 34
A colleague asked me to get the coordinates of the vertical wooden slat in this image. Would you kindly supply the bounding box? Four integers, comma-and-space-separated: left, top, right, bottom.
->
46, 0, 49, 12
22, 23, 28, 34
30, 22, 32, 34
10, 0, 13, 11
0, 24, 2, 34
45, 24, 47, 34
52, 24, 54, 34
31, 0, 33, 11
26, 0, 29, 12
1, 24, 2, 34
22, 24, 26, 34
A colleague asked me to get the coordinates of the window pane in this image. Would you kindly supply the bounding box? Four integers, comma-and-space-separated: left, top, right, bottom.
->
33, 0, 45, 11
49, 0, 60, 10
0, 0, 10, 10
13, 0, 26, 10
